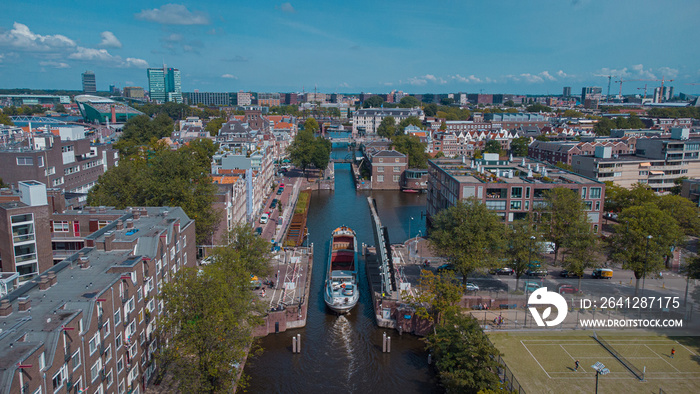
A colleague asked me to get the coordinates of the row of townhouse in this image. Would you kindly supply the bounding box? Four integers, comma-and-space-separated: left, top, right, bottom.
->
528, 138, 636, 166
0, 199, 196, 394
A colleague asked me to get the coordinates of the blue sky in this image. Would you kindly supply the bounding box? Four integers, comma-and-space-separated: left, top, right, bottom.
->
1, 0, 699, 95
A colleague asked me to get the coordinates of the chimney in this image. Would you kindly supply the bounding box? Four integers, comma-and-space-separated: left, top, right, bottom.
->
48, 272, 57, 286
116, 220, 123, 230
126, 219, 134, 229
0, 299, 12, 316
18, 297, 31, 312
104, 231, 115, 251
38, 275, 50, 291
133, 210, 141, 220
78, 253, 90, 269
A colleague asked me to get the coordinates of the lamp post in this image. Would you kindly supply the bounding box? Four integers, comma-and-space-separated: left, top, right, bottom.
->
642, 235, 652, 296
591, 362, 610, 394
524, 235, 536, 327
408, 216, 414, 242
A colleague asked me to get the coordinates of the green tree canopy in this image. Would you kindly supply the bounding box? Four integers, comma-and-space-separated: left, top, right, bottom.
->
398, 115, 423, 133
87, 144, 218, 244
0, 109, 13, 126
303, 117, 319, 133
398, 96, 421, 108
510, 136, 529, 157
158, 225, 271, 393
287, 128, 331, 174
608, 203, 684, 295
484, 139, 501, 153
311, 137, 332, 171
115, 113, 174, 156
363, 95, 384, 108
526, 103, 552, 113
505, 218, 542, 290
376, 116, 396, 139
205, 117, 227, 136
424, 103, 438, 117
538, 187, 592, 264
429, 198, 505, 283
392, 134, 429, 168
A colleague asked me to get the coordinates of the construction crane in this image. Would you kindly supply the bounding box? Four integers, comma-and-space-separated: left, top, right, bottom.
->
634, 76, 675, 102
637, 84, 649, 100
614, 78, 647, 100
594, 74, 616, 103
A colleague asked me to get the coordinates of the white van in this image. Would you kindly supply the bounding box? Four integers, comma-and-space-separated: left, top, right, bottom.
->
260, 213, 269, 224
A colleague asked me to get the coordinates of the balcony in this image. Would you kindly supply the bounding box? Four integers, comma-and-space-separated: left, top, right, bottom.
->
15, 253, 37, 264
12, 234, 35, 244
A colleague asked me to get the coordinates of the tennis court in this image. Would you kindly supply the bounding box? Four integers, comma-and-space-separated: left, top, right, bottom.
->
489, 331, 700, 393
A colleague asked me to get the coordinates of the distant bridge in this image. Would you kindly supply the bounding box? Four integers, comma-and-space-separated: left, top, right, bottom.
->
10, 116, 68, 124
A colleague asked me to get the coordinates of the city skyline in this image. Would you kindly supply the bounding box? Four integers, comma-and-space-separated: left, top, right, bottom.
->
0, 1, 699, 95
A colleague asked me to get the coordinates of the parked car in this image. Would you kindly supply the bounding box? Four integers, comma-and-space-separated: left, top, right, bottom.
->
260, 213, 269, 224
558, 284, 580, 294
526, 268, 547, 277
437, 264, 456, 273
523, 281, 540, 292
464, 282, 480, 292
277, 188, 283, 195
270, 199, 278, 209
560, 269, 581, 278
255, 227, 263, 236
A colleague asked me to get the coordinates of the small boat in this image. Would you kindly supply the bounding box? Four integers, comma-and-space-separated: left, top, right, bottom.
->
324, 226, 359, 314
402, 189, 419, 193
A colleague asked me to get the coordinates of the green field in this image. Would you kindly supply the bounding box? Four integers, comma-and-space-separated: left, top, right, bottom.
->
488, 331, 700, 394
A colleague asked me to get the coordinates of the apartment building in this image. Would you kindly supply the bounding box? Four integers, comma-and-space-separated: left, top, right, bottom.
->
0, 206, 196, 394
572, 129, 700, 193
427, 154, 605, 231
352, 108, 424, 137
367, 150, 408, 190
0, 131, 118, 195
528, 139, 634, 166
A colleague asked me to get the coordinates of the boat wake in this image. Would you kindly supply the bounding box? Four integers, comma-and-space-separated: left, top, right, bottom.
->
331, 315, 357, 384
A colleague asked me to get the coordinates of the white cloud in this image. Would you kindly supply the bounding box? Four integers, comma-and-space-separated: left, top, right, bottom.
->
125, 58, 149, 68
540, 71, 556, 81
658, 66, 679, 79
0, 22, 75, 51
452, 74, 482, 83
39, 60, 69, 69
339, 82, 350, 88
278, 2, 296, 13
69, 47, 113, 61
221, 74, 237, 79
556, 70, 568, 78
408, 77, 427, 86
99, 31, 122, 48
520, 73, 544, 83
135, 4, 210, 25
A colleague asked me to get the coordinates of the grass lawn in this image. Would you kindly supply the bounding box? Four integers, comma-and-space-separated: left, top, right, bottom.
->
488, 331, 700, 394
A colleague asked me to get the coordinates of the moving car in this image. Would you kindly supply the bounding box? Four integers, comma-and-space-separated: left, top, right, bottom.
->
592, 268, 613, 279
464, 282, 479, 292
558, 284, 580, 294
277, 187, 284, 195
560, 269, 581, 278
496, 267, 515, 275
437, 263, 456, 273
260, 213, 269, 224
523, 281, 540, 292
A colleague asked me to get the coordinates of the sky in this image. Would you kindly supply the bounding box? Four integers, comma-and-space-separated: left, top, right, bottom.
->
1, 0, 699, 96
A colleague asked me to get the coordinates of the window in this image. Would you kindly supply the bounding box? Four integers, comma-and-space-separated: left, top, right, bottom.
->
11, 214, 33, 224
377, 175, 384, 182
393, 175, 400, 182
118, 379, 125, 394
117, 357, 124, 374
38, 156, 44, 167
52, 177, 64, 186
106, 369, 113, 388
183, 235, 186, 248
125, 297, 135, 315
128, 343, 138, 359
590, 187, 602, 199
485, 200, 506, 210
53, 221, 69, 232
89, 332, 101, 355
139, 309, 144, 324
377, 166, 384, 172
114, 308, 121, 325
33, 387, 42, 394
584, 201, 593, 211
378, 158, 384, 163
52, 365, 67, 392
71, 350, 81, 371
116, 332, 122, 350
39, 352, 46, 370
103, 319, 110, 338
510, 201, 521, 210
16, 157, 34, 165
91, 359, 102, 383
593, 224, 599, 233
525, 187, 530, 199
595, 201, 601, 211
61, 145, 74, 153
64, 166, 80, 175
393, 166, 400, 172
104, 344, 112, 363
581, 187, 587, 198
395, 158, 400, 162
639, 171, 649, 176
511, 187, 522, 198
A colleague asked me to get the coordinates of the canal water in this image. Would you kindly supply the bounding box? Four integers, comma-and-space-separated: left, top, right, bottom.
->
244, 147, 440, 393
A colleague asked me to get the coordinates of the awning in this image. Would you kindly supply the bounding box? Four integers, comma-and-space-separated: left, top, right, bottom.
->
649, 170, 664, 175
640, 162, 651, 167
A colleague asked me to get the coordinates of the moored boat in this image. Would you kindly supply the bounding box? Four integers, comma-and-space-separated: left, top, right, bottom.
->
324, 226, 359, 314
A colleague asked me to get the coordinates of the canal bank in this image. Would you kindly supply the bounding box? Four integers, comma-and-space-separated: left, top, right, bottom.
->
244, 161, 439, 393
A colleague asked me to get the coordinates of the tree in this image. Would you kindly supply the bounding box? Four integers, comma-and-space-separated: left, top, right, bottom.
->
398, 96, 421, 108
425, 312, 503, 393
424, 103, 438, 117
0, 110, 13, 126
593, 118, 615, 136
562, 109, 583, 117
510, 137, 529, 157
54, 103, 67, 113
657, 194, 700, 236
608, 204, 684, 296
554, 161, 573, 171
397, 116, 423, 133
363, 95, 384, 108
505, 218, 542, 291
287, 129, 315, 174
205, 117, 227, 136
537, 188, 591, 265
440, 97, 455, 106
526, 103, 551, 113
392, 134, 429, 168
115, 113, 174, 156
504, 100, 515, 107
376, 116, 396, 138
409, 270, 462, 328
433, 151, 445, 158
87, 145, 218, 245
670, 176, 688, 195
311, 137, 332, 172
303, 117, 319, 133
604, 183, 656, 213
429, 198, 505, 284
158, 225, 271, 393
484, 139, 501, 154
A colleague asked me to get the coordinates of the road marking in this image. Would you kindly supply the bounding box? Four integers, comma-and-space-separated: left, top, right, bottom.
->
521, 340, 551, 379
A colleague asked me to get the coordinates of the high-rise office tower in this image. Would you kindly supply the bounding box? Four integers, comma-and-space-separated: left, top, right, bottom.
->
147, 66, 182, 103
81, 70, 96, 93
563, 87, 571, 97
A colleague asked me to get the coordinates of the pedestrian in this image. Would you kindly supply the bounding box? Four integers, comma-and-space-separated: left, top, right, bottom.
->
262, 289, 266, 298
671, 348, 675, 358
575, 360, 580, 371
